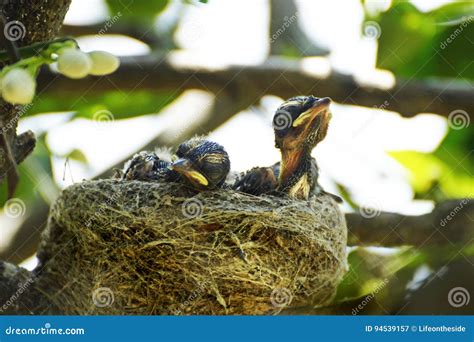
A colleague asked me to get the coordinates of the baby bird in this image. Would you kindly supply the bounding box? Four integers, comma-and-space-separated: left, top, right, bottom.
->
121, 150, 177, 182
171, 136, 231, 190
233, 95, 339, 201
232, 164, 280, 196
121, 138, 230, 192
274, 95, 332, 199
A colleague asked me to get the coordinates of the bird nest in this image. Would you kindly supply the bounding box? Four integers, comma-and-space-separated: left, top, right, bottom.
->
35, 179, 347, 315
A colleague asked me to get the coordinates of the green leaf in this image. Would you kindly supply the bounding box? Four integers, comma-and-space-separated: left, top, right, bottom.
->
183, 0, 208, 4
389, 151, 444, 194
335, 248, 389, 300
389, 148, 474, 200
430, 2, 474, 25
432, 22, 474, 79
375, 2, 474, 79
419, 245, 474, 268
106, 0, 169, 25
25, 90, 180, 120
376, 2, 437, 77
66, 149, 88, 164
334, 247, 424, 302
389, 123, 474, 200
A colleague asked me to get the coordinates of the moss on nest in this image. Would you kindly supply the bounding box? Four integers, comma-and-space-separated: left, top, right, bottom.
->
35, 179, 347, 315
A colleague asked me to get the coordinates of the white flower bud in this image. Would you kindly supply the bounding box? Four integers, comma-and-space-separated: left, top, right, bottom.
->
57, 48, 92, 79
1, 69, 36, 105
88, 51, 120, 76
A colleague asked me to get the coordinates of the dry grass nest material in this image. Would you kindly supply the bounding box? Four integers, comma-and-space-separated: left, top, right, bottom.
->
36, 179, 348, 315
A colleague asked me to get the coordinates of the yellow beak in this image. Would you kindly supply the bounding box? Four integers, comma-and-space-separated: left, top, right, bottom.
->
292, 97, 331, 128
171, 159, 209, 186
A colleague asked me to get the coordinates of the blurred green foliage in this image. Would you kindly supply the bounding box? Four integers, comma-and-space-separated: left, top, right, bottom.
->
330, 0, 474, 312
334, 247, 423, 302
361, 0, 474, 202
105, 0, 207, 26
106, 0, 169, 25
390, 128, 474, 201
333, 244, 474, 313
374, 1, 474, 79
29, 90, 179, 120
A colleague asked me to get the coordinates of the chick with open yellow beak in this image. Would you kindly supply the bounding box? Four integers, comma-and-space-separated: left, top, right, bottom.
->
233, 96, 337, 201
273, 96, 332, 200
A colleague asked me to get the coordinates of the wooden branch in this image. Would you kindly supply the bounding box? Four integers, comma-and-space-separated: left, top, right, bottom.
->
0, 13, 21, 62
394, 258, 474, 315
0, 196, 49, 264
269, 0, 328, 56
347, 198, 474, 247
61, 2, 182, 50
12, 130, 36, 165
0, 261, 37, 314
0, 12, 21, 197
0, 0, 72, 195
36, 55, 474, 119
61, 24, 168, 48
0, 132, 18, 197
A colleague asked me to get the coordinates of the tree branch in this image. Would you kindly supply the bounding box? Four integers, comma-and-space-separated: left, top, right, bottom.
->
61, 0, 183, 51
0, 0, 72, 196
0, 196, 49, 264
37, 55, 474, 119
346, 199, 473, 247
61, 24, 168, 48
269, 0, 328, 56
0, 261, 37, 314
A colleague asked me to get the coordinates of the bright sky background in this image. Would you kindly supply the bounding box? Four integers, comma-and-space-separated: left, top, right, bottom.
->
2, 0, 456, 269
